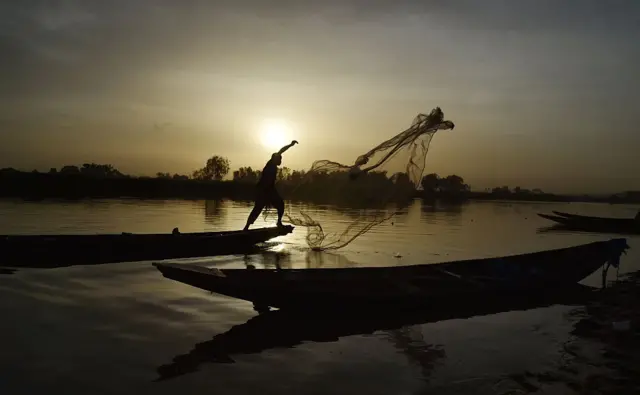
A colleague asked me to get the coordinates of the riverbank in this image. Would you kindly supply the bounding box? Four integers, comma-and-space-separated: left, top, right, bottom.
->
569, 271, 640, 393
1, 171, 639, 205
502, 271, 640, 394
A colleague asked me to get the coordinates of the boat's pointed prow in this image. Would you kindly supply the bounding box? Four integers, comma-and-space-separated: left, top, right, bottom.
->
608, 238, 630, 254
276, 225, 294, 235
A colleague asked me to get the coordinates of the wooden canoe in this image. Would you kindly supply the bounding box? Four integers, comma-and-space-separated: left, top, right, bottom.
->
538, 211, 640, 235
153, 238, 629, 310
0, 225, 294, 268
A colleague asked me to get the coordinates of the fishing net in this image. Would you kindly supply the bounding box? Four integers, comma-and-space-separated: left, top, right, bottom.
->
267, 107, 455, 250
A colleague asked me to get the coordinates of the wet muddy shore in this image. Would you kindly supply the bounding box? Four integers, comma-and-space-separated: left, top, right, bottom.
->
502, 271, 640, 394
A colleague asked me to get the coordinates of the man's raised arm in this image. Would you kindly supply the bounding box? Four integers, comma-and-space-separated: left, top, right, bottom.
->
277, 140, 299, 155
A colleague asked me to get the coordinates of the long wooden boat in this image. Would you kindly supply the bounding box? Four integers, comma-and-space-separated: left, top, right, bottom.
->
0, 225, 294, 268
153, 238, 629, 310
553, 210, 640, 223
538, 211, 640, 235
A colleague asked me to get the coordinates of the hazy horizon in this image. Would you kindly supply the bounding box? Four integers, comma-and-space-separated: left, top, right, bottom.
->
1, 1, 639, 195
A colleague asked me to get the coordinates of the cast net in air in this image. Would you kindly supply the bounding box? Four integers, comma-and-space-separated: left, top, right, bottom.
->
269, 107, 455, 250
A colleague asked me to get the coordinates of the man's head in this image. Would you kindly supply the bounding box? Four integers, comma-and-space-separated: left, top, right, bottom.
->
271, 153, 282, 166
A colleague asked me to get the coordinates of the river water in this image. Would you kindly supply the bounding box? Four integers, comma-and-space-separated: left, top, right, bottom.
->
0, 198, 638, 394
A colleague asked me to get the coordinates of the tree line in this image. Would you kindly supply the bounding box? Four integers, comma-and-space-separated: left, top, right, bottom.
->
0, 154, 545, 201
184, 155, 550, 199
3, 154, 635, 203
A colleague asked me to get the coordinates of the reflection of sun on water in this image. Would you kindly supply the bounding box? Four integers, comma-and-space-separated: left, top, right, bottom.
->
259, 119, 291, 150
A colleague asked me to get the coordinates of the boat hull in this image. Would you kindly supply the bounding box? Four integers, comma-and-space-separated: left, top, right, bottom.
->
0, 225, 294, 268
538, 211, 639, 235
153, 238, 629, 310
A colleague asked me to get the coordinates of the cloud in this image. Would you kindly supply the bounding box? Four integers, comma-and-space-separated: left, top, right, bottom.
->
0, 0, 638, 191
1, 0, 637, 118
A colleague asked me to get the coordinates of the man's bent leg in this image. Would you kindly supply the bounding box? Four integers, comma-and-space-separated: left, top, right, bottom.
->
244, 199, 265, 231
272, 191, 285, 227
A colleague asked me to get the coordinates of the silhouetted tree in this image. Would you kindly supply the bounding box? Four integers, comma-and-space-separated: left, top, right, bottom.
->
192, 156, 230, 181
277, 167, 292, 182
491, 186, 511, 194
60, 165, 80, 175
421, 173, 440, 193
391, 172, 410, 184
513, 186, 532, 195
287, 169, 307, 184
80, 163, 124, 178
439, 175, 469, 194
367, 170, 389, 183
233, 167, 260, 183
391, 172, 414, 195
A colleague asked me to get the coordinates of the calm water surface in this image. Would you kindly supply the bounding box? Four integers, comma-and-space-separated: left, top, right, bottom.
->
0, 198, 638, 394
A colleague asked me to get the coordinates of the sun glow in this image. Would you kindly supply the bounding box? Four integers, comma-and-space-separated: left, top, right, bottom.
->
259, 119, 291, 150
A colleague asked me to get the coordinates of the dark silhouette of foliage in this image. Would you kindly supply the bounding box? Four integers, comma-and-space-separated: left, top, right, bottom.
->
156, 172, 188, 180
192, 156, 230, 181
439, 175, 469, 194
420, 173, 440, 194
0, 167, 18, 175
420, 173, 469, 195
287, 169, 307, 184
277, 167, 292, 182
491, 186, 511, 195
0, 162, 638, 204
60, 165, 80, 175
233, 167, 261, 183
391, 172, 415, 196
80, 163, 125, 178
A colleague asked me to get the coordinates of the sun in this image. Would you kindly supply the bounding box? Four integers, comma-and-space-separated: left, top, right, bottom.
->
259, 119, 291, 150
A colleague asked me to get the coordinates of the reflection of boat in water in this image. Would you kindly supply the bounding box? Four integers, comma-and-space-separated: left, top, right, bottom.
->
304, 250, 359, 268
538, 211, 640, 235
240, 249, 357, 272
0, 226, 293, 269
153, 239, 628, 310
156, 286, 593, 381
384, 326, 446, 383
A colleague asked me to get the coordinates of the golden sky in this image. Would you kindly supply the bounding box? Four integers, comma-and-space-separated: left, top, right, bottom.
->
1, 1, 638, 194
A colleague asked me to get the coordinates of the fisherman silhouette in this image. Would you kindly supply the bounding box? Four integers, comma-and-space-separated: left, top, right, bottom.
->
243, 140, 298, 231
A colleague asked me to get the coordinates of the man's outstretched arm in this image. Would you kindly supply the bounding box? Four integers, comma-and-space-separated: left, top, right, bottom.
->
277, 140, 298, 155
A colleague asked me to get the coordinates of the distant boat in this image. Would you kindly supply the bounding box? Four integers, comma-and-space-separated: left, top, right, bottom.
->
0, 226, 294, 269
153, 238, 628, 311
538, 211, 640, 235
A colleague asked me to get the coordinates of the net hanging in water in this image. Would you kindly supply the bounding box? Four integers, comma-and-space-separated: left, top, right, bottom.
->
270, 107, 455, 251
